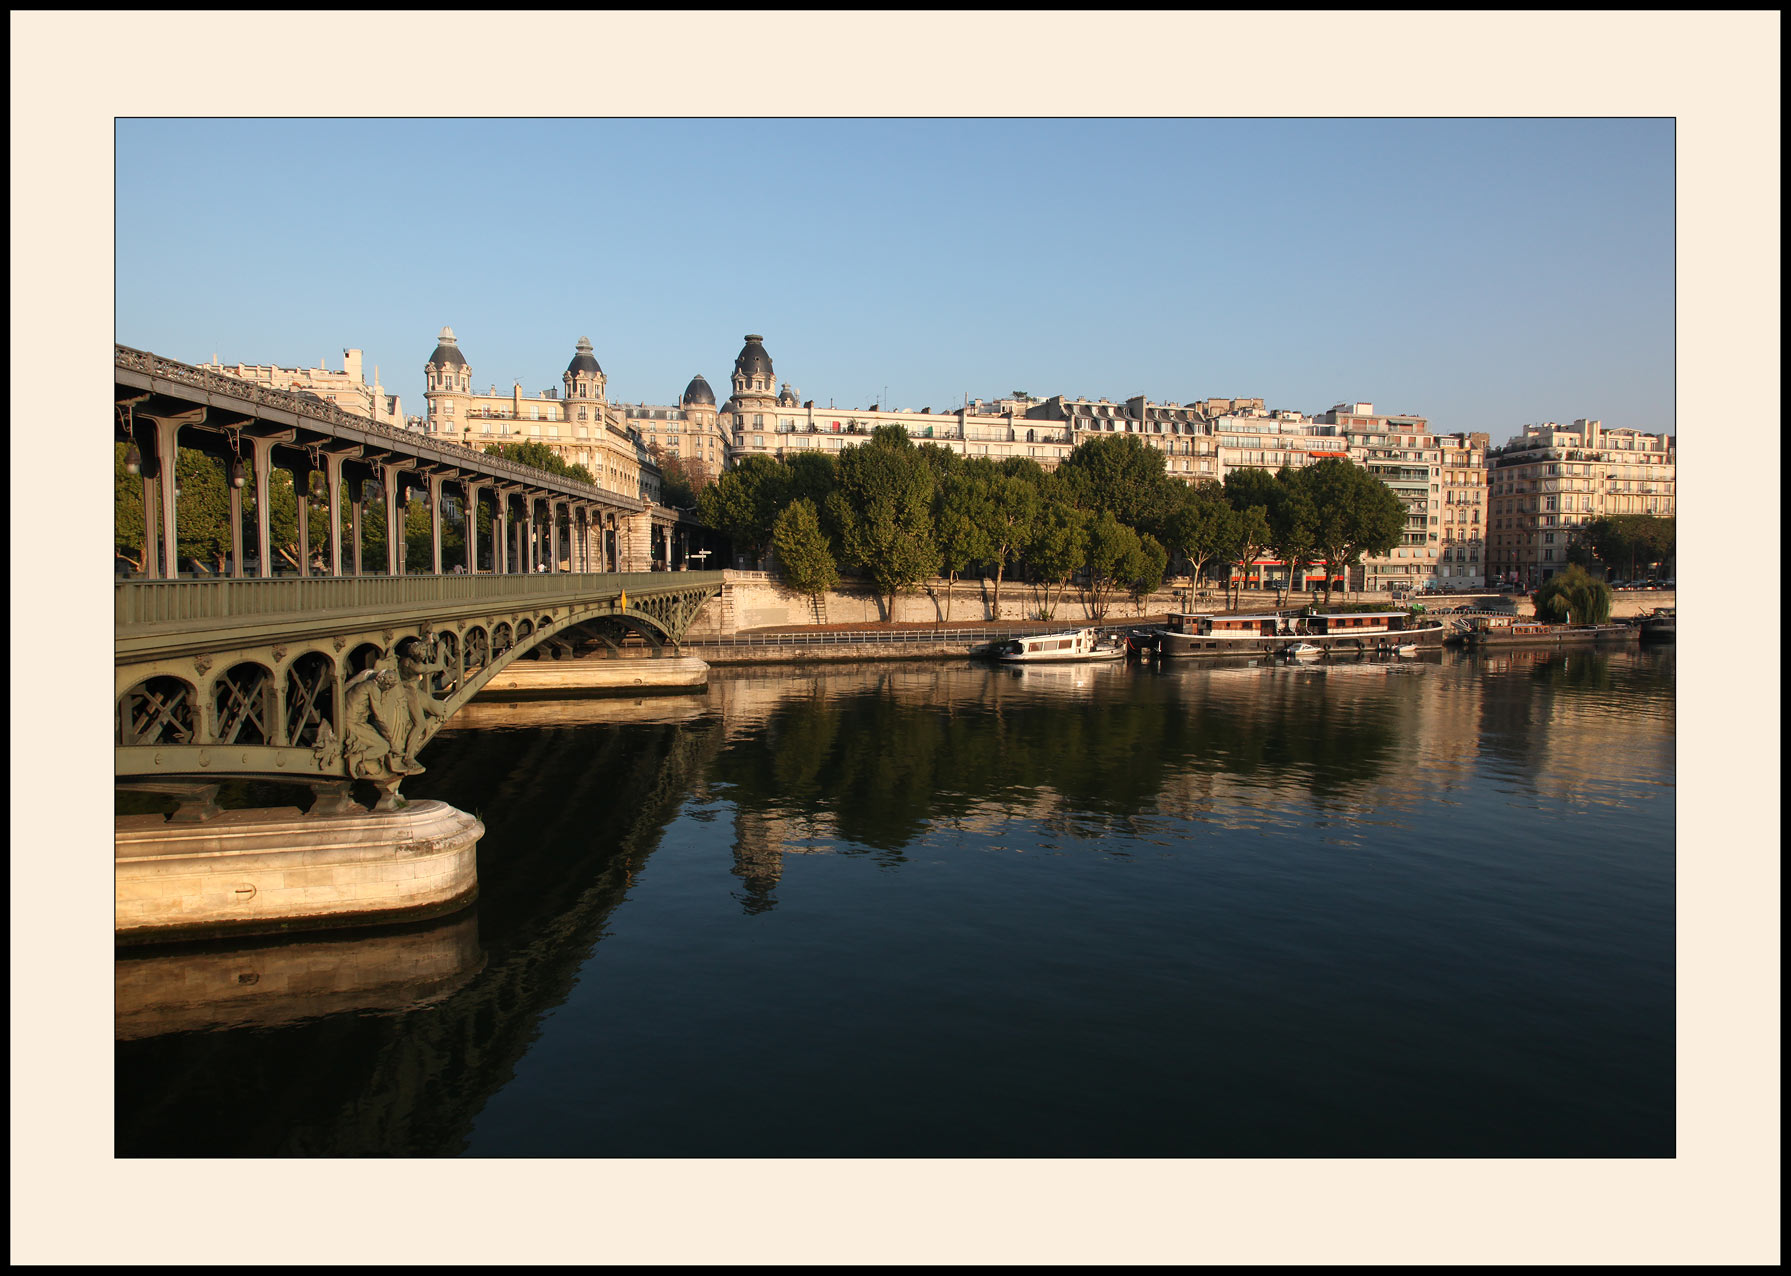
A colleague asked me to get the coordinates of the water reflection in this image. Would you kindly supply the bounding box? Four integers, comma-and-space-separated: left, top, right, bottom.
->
115, 646, 1674, 1157
115, 912, 484, 1041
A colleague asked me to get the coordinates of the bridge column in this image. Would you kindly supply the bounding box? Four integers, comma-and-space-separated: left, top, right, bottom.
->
140, 472, 161, 579
381, 462, 405, 576
494, 487, 510, 574
228, 477, 245, 578
249, 435, 279, 578
620, 509, 653, 573
463, 479, 486, 572
324, 451, 349, 576
525, 497, 537, 573
351, 478, 367, 575
148, 414, 183, 579
429, 472, 446, 575
294, 462, 312, 576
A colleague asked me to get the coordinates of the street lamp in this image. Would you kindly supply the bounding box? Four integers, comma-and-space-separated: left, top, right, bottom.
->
123, 443, 142, 475
230, 459, 246, 489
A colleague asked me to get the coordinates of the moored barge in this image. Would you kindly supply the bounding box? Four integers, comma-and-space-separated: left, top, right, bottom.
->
1151, 609, 1447, 659
1454, 616, 1638, 648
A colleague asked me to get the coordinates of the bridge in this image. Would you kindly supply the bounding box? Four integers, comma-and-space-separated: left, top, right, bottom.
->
116, 342, 715, 579
115, 343, 724, 807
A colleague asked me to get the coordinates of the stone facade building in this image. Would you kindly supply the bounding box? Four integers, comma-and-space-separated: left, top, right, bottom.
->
719, 335, 1078, 467
419, 327, 661, 504
621, 374, 726, 489
1486, 419, 1676, 586
201, 348, 403, 428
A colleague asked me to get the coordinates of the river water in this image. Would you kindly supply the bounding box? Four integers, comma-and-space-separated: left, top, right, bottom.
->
115, 645, 1675, 1157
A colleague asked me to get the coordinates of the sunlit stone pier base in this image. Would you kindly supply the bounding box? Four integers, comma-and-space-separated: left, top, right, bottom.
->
479, 653, 709, 699
115, 800, 483, 946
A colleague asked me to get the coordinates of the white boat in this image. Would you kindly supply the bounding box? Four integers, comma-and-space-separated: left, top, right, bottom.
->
990, 628, 1128, 663
1390, 643, 1418, 657
1282, 642, 1322, 659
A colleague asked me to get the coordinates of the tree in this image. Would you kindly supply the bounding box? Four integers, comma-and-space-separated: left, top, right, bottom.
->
1025, 491, 1088, 620
115, 442, 147, 571
1295, 459, 1406, 605
698, 455, 787, 566
1266, 468, 1318, 605
982, 465, 1041, 619
1577, 514, 1675, 581
828, 428, 941, 619
933, 469, 995, 623
483, 440, 596, 486
1534, 564, 1613, 625
1083, 510, 1142, 621
771, 497, 839, 601
1125, 534, 1170, 612
1162, 482, 1236, 594
646, 444, 711, 509
1054, 434, 1180, 540
1228, 505, 1273, 608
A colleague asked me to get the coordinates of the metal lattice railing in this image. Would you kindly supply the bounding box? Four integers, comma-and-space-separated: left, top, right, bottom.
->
116, 572, 723, 631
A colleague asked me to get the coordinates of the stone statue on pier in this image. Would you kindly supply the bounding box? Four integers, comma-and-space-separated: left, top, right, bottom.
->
340, 655, 452, 804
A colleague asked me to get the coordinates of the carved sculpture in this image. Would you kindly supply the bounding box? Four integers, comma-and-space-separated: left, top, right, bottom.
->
339, 653, 452, 808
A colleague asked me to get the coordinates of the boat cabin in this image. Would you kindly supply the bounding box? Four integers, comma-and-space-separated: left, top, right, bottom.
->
1303, 611, 1420, 636
1469, 616, 1549, 636
1165, 612, 1289, 638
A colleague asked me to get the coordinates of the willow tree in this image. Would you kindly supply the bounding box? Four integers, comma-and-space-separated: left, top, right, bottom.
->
1534, 564, 1613, 625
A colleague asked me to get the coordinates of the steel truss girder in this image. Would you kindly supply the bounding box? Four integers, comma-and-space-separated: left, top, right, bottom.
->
115, 580, 721, 782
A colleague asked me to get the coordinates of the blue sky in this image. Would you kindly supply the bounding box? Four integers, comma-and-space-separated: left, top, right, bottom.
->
115, 118, 1674, 437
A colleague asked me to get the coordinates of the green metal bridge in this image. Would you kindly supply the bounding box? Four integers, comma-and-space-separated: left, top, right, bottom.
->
115, 571, 723, 793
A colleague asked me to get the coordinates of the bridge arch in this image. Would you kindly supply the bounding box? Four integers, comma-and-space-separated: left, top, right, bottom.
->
119, 675, 198, 746
284, 651, 337, 748
114, 573, 721, 785
212, 660, 276, 745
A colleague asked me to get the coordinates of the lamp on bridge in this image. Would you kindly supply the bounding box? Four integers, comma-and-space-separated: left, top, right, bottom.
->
123, 443, 142, 476
230, 459, 246, 489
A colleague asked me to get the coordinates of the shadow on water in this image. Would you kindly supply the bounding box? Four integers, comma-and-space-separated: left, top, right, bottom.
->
114, 716, 722, 1157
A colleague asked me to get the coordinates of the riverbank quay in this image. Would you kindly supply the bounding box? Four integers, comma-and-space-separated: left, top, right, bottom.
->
684, 619, 1169, 665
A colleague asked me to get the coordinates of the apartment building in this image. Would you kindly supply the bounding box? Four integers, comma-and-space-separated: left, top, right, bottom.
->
621, 375, 726, 487
721, 335, 1077, 467
1486, 419, 1676, 586
419, 328, 661, 503
1308, 403, 1443, 593
201, 348, 403, 428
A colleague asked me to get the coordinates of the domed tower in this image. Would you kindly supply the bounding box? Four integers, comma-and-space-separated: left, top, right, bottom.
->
563, 336, 606, 404
723, 334, 782, 451
682, 373, 718, 427
680, 374, 721, 473
777, 382, 799, 408
424, 325, 470, 436
731, 334, 776, 401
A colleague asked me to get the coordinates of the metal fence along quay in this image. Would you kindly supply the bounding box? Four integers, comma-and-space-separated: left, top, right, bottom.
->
684, 623, 1121, 649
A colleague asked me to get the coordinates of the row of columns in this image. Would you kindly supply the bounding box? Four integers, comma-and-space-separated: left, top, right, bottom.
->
124, 410, 659, 579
